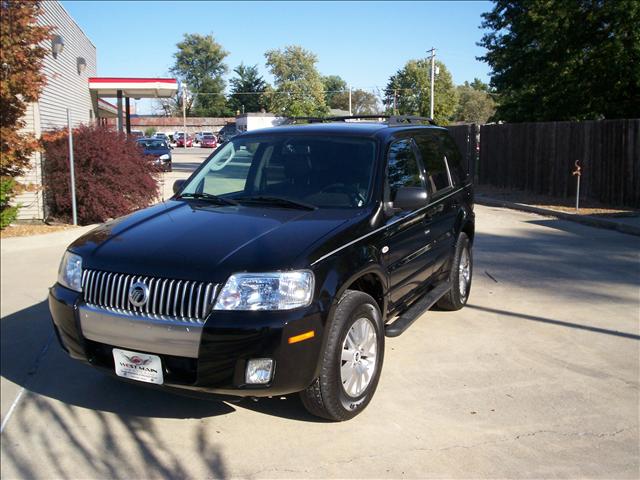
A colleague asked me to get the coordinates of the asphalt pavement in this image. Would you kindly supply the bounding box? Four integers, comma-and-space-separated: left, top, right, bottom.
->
1, 154, 638, 478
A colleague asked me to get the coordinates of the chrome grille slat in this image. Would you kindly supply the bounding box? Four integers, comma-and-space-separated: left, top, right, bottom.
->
195, 283, 202, 321
174, 280, 182, 318
107, 273, 115, 308
202, 284, 211, 319
98, 272, 106, 306
91, 270, 98, 304
116, 274, 124, 310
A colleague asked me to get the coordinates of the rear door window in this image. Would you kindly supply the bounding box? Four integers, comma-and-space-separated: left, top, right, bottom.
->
386, 139, 426, 201
414, 133, 454, 197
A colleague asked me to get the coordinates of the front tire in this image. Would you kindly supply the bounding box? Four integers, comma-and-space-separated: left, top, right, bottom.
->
437, 232, 472, 311
300, 290, 384, 421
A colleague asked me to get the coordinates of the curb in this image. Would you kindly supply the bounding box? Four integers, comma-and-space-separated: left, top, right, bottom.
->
476, 196, 640, 237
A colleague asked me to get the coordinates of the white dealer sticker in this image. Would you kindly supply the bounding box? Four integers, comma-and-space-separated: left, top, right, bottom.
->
112, 348, 164, 385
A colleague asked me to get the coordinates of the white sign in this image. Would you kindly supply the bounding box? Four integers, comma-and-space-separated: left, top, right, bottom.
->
113, 348, 163, 385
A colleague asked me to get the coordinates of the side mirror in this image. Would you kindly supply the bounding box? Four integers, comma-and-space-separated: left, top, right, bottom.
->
173, 179, 186, 194
393, 187, 428, 211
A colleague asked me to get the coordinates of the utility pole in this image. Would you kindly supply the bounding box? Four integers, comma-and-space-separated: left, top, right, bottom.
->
182, 84, 187, 147
427, 47, 436, 119
348, 85, 352, 116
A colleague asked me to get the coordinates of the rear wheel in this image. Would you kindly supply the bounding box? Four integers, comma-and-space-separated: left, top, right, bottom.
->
437, 232, 472, 311
300, 290, 384, 421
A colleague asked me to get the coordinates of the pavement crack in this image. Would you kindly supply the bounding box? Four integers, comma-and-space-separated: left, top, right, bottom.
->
27, 331, 54, 376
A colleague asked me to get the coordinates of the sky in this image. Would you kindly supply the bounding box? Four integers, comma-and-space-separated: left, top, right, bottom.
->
62, 0, 493, 114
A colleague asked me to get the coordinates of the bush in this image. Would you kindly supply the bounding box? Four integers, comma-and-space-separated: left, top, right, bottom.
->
0, 178, 19, 229
144, 127, 156, 137
42, 124, 159, 225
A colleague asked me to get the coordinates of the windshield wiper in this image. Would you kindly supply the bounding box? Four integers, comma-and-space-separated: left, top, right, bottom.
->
236, 195, 316, 210
177, 192, 238, 206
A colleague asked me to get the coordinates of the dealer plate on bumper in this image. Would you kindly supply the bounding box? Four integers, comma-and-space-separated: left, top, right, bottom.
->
113, 348, 163, 385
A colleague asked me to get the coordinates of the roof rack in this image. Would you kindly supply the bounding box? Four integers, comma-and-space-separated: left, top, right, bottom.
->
283, 115, 438, 126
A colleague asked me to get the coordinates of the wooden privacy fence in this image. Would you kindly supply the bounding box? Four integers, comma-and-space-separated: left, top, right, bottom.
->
478, 119, 640, 208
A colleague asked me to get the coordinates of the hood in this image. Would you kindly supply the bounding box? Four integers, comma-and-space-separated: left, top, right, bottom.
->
70, 200, 369, 282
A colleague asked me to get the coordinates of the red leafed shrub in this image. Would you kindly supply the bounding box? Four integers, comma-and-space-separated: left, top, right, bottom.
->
42, 124, 159, 224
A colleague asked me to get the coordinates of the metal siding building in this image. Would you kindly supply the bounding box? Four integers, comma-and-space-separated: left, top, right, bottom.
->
15, 0, 97, 221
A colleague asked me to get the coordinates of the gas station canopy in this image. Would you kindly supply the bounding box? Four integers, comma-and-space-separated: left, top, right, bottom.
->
89, 77, 178, 98
89, 77, 178, 133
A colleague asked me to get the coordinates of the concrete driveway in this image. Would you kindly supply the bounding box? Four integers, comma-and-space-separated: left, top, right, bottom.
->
1, 199, 638, 477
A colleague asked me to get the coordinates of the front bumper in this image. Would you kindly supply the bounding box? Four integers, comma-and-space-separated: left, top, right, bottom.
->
49, 283, 324, 397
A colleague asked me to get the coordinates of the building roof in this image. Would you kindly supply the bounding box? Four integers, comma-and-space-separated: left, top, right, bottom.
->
89, 77, 178, 98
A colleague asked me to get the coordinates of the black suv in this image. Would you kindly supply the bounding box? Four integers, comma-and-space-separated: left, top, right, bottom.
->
50, 116, 474, 421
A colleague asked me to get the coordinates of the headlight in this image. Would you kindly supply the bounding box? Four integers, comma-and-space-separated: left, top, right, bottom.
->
214, 271, 314, 311
58, 251, 83, 292
159, 154, 170, 160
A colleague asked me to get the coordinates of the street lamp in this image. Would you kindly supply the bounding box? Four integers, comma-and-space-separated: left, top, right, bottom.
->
51, 34, 64, 59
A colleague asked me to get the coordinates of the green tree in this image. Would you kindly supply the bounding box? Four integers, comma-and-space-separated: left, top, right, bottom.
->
170, 33, 229, 116
453, 82, 496, 124
192, 77, 230, 117
322, 75, 348, 110
228, 63, 267, 114
331, 89, 380, 115
470, 77, 490, 93
384, 59, 458, 124
264, 45, 328, 116
0, 0, 50, 227
478, 0, 640, 121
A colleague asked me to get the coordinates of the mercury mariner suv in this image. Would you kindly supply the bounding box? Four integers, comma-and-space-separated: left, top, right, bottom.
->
50, 116, 474, 421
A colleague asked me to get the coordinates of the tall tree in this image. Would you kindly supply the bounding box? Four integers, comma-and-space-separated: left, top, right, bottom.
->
331, 89, 380, 115
469, 77, 490, 93
454, 82, 496, 124
264, 45, 328, 116
0, 0, 50, 227
170, 33, 229, 116
228, 63, 267, 114
322, 75, 348, 110
384, 59, 458, 124
479, 0, 640, 121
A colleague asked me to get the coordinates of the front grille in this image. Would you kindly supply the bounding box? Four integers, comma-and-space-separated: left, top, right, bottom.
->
81, 269, 218, 324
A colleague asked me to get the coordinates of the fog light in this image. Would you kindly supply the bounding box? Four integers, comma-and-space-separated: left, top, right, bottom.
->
245, 358, 274, 384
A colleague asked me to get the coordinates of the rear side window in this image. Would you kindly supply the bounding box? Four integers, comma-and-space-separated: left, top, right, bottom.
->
438, 132, 467, 185
386, 139, 424, 199
414, 133, 454, 196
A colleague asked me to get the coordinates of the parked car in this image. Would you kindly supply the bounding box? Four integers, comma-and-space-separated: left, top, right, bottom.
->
217, 123, 237, 143
136, 138, 172, 172
196, 131, 214, 144
175, 133, 193, 148
200, 134, 217, 148
49, 116, 474, 421
130, 130, 145, 139
153, 132, 170, 143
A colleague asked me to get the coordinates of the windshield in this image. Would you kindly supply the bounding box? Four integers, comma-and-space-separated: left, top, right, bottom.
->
138, 139, 168, 149
202, 135, 215, 140
180, 135, 377, 208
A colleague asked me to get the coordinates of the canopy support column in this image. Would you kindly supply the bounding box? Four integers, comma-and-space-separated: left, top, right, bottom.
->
116, 89, 123, 133
125, 97, 131, 134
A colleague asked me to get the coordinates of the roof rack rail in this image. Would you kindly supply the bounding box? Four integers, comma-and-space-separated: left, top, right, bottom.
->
283, 115, 438, 126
